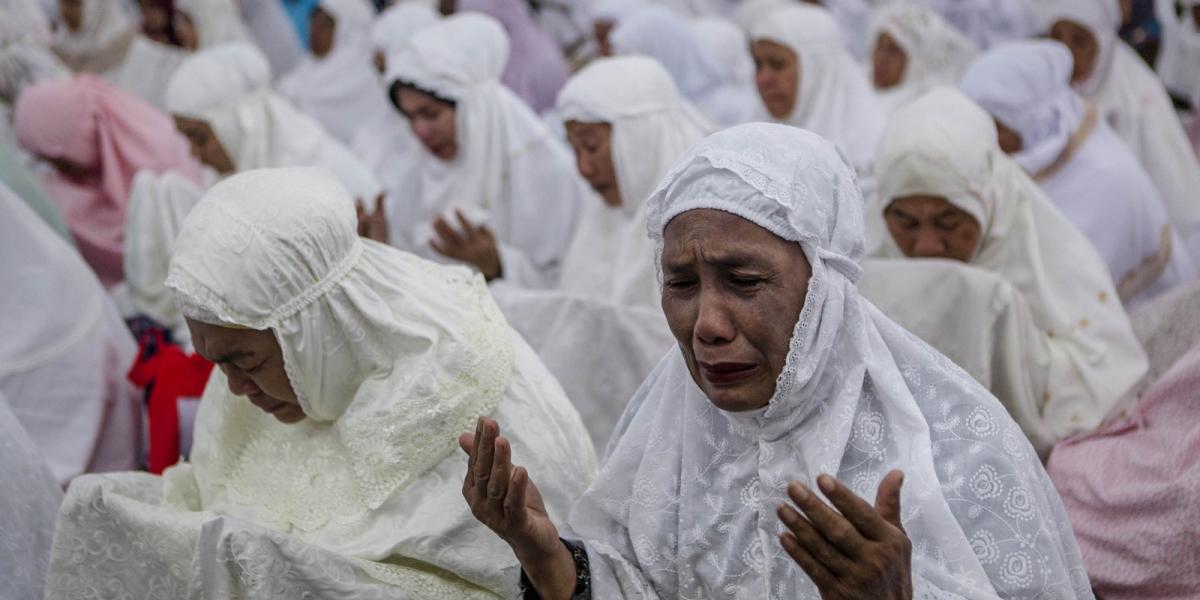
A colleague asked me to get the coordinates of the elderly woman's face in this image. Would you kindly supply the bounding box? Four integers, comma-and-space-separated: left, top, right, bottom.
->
394, 86, 458, 161
752, 40, 799, 120
884, 195, 982, 262
872, 32, 907, 90
661, 209, 811, 412
173, 115, 236, 174
565, 121, 620, 207
187, 318, 305, 424
309, 7, 336, 58
1049, 20, 1099, 85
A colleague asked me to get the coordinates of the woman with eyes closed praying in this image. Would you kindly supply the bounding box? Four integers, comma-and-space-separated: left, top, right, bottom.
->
873, 87, 1148, 449
43, 166, 596, 599
382, 13, 586, 288
459, 123, 1093, 600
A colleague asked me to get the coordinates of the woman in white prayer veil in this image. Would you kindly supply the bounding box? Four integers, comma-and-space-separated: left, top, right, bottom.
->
0, 391, 62, 600
165, 42, 379, 200
459, 123, 1093, 600
44, 166, 597, 599
0, 179, 140, 486
51, 0, 184, 108
383, 13, 586, 288
555, 55, 710, 309
874, 87, 1148, 445
278, 0, 395, 145
1039, 0, 1200, 264
609, 6, 760, 126
750, 4, 886, 182
352, 1, 439, 194
868, 2, 977, 115
173, 0, 252, 51
961, 39, 1197, 307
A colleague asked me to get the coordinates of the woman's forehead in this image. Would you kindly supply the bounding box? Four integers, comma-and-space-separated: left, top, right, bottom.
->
662, 209, 795, 258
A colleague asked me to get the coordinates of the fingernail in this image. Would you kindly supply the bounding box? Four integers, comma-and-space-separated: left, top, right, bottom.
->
818, 475, 834, 494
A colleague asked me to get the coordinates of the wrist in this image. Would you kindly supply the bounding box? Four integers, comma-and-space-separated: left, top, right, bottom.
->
514, 539, 576, 600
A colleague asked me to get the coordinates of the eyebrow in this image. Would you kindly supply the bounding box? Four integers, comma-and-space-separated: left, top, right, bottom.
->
664, 251, 770, 273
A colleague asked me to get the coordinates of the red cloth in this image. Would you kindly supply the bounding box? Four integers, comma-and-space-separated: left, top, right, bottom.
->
127, 330, 213, 474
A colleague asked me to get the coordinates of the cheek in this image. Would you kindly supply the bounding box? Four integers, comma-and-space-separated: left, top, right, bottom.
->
661, 294, 697, 347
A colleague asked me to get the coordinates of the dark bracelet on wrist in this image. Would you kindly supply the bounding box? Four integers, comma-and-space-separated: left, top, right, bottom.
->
518, 538, 591, 600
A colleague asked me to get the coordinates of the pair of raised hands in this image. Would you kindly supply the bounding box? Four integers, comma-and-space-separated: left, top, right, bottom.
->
356, 197, 502, 280
459, 417, 913, 600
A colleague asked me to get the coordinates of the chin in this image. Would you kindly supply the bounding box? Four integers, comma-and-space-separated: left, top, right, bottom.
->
702, 386, 773, 413
272, 410, 306, 425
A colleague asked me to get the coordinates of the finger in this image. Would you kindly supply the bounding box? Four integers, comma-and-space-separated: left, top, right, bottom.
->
788, 480, 865, 559
486, 436, 512, 514
819, 473, 893, 543
777, 502, 852, 575
455, 209, 475, 236
433, 217, 463, 246
374, 193, 385, 213
874, 470, 906, 534
503, 466, 530, 529
458, 432, 475, 456
779, 531, 836, 589
472, 419, 498, 500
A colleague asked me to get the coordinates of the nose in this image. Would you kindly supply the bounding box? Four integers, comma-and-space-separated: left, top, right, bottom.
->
756, 69, 775, 93
221, 364, 259, 397
411, 120, 435, 144
693, 287, 736, 347
910, 228, 948, 258
576, 153, 595, 179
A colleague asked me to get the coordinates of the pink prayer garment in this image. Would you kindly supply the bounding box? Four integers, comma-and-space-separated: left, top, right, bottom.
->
1048, 345, 1200, 600
457, 0, 570, 113
14, 75, 202, 288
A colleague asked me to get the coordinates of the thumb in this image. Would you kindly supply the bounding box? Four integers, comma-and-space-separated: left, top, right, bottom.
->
458, 432, 476, 455
875, 469, 905, 532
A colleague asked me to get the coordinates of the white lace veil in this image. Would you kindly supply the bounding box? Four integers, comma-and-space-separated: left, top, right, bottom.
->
164, 166, 515, 533
566, 123, 1093, 599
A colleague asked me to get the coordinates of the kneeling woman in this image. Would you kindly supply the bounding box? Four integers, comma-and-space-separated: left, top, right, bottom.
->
44, 167, 596, 598
461, 124, 1092, 599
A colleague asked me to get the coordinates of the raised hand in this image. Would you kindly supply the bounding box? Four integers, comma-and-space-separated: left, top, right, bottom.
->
460, 417, 576, 600
777, 470, 912, 600
430, 209, 502, 280
355, 193, 389, 244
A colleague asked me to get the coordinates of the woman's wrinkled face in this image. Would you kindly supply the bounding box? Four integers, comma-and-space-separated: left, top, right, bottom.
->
994, 118, 1023, 154
309, 7, 336, 58
594, 20, 616, 56
661, 209, 811, 413
872, 31, 907, 89
394, 86, 458, 161
565, 121, 620, 207
174, 10, 198, 51
173, 115, 236, 174
59, 0, 84, 32
884, 195, 982, 262
186, 318, 305, 424
1049, 20, 1099, 85
752, 39, 799, 120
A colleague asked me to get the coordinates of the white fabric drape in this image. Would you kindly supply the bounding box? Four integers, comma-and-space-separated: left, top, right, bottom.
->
874, 87, 1149, 443
45, 167, 597, 598
0, 391, 62, 600
750, 4, 886, 178
352, 2, 439, 195
690, 16, 756, 92
961, 39, 1197, 307
51, 0, 184, 109
279, 0, 395, 145
1157, 0, 1200, 112
1036, 0, 1200, 265
384, 13, 586, 288
568, 123, 1093, 599
0, 180, 140, 485
237, 0, 304, 79
921, 0, 1037, 50
555, 56, 709, 309
165, 42, 379, 200
177, 0, 251, 50
868, 2, 977, 115
0, 6, 70, 105
609, 6, 759, 126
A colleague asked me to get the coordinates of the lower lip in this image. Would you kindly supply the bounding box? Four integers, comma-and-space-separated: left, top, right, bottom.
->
700, 364, 758, 385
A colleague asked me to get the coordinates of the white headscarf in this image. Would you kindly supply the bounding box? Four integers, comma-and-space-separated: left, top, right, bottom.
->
278, 0, 394, 145
922, 0, 1037, 50
1157, 0, 1200, 111
751, 4, 886, 174
1036, 0, 1200, 265
690, 16, 757, 93
0, 8, 70, 105
868, 2, 977, 114
568, 123, 1093, 599
875, 87, 1149, 441
610, 6, 759, 126
165, 43, 378, 199
961, 40, 1198, 306
176, 0, 252, 50
45, 166, 596, 598
352, 2, 439, 194
384, 13, 585, 288
555, 56, 708, 308
734, 0, 789, 30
